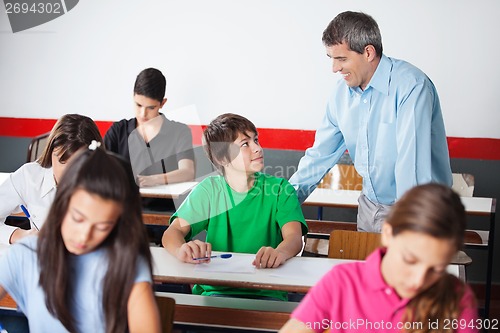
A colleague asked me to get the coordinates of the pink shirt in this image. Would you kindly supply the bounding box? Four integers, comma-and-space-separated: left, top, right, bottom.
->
292, 249, 478, 333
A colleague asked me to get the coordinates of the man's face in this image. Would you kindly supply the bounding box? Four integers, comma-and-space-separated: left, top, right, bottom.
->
326, 42, 374, 91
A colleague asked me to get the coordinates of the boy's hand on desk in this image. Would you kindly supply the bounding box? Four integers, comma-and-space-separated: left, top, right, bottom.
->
137, 174, 164, 187
253, 247, 286, 268
9, 228, 38, 244
177, 240, 212, 264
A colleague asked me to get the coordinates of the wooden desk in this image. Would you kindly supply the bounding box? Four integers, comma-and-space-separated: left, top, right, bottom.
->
0, 245, 464, 330
303, 188, 496, 318
157, 291, 298, 331
151, 247, 462, 293
139, 181, 198, 199
152, 248, 462, 330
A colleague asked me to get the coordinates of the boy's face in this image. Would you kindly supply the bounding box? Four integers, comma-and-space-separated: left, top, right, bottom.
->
134, 94, 166, 127
224, 131, 264, 175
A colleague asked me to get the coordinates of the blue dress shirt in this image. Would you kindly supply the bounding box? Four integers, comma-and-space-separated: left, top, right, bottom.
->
290, 54, 452, 205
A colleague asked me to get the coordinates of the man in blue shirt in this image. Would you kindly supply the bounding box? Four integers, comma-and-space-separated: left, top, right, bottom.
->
289, 11, 452, 232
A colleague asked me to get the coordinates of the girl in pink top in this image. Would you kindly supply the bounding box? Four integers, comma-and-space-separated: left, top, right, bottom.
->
280, 184, 479, 333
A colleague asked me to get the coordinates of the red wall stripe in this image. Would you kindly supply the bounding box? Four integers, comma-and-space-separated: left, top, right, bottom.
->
1, 117, 499, 160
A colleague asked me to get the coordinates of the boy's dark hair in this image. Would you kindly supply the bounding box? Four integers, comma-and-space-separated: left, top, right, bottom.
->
203, 113, 257, 174
37, 148, 152, 333
322, 11, 383, 57
133, 68, 166, 102
38, 114, 102, 168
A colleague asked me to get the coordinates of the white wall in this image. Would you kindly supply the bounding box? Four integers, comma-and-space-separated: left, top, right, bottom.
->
1, 0, 499, 139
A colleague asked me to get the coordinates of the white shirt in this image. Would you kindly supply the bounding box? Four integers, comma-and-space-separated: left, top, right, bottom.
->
0, 162, 56, 245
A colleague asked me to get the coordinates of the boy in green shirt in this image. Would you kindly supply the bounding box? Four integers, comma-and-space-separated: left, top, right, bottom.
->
162, 113, 307, 300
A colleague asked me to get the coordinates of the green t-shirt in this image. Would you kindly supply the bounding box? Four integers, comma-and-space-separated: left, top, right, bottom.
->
170, 172, 307, 300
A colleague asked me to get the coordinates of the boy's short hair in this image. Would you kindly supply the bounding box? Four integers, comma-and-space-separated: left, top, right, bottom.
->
203, 113, 257, 174
133, 68, 166, 102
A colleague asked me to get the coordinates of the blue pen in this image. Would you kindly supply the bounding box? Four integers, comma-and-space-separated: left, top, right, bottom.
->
0, 322, 8, 333
20, 204, 39, 231
193, 253, 232, 261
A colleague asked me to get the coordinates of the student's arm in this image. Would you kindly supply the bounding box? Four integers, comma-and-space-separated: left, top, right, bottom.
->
0, 167, 35, 245
162, 217, 211, 263
127, 282, 161, 333
253, 221, 303, 268
137, 159, 195, 187
279, 318, 315, 333
9, 228, 37, 244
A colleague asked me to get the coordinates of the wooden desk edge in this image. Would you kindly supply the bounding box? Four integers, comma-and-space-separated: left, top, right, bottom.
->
153, 276, 310, 294
156, 292, 297, 331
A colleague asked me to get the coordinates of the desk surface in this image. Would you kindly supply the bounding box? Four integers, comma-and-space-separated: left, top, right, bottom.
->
151, 247, 461, 293
139, 181, 198, 199
303, 188, 496, 215
0, 172, 9, 185
0, 245, 462, 310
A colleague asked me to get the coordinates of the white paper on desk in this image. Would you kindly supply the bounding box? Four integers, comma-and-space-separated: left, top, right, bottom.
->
194, 255, 256, 274
268, 260, 333, 281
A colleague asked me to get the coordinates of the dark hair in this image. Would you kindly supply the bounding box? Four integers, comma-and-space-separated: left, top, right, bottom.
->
203, 113, 257, 174
37, 148, 152, 333
386, 183, 470, 333
133, 68, 166, 102
38, 114, 102, 168
386, 183, 465, 249
322, 11, 383, 57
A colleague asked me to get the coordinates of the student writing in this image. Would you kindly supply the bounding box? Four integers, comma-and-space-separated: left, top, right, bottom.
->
0, 114, 102, 245
104, 67, 195, 188
0, 145, 161, 333
279, 184, 478, 333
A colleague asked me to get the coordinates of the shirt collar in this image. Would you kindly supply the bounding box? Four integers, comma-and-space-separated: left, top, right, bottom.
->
129, 113, 168, 136
349, 54, 391, 96
364, 247, 412, 305
364, 247, 389, 291
41, 166, 57, 198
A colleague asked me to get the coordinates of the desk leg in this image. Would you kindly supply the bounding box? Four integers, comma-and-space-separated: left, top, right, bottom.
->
485, 210, 496, 319
317, 207, 323, 220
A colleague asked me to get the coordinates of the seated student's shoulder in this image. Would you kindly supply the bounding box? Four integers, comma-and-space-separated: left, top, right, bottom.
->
108, 118, 135, 133
3, 235, 38, 262
10, 161, 51, 186
195, 175, 226, 192
256, 172, 297, 194
163, 117, 190, 130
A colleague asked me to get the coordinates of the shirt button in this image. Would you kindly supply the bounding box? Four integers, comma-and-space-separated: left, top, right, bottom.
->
363, 99, 368, 103
385, 288, 392, 295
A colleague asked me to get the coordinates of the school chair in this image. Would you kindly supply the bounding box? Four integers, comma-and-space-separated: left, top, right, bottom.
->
302, 219, 356, 257
327, 230, 381, 260
26, 131, 50, 162
155, 295, 175, 333
451, 173, 475, 197
318, 164, 363, 191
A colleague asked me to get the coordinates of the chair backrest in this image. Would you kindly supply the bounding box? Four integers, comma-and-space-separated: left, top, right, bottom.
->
328, 230, 381, 260
318, 164, 362, 191
302, 220, 357, 257
155, 295, 175, 333
451, 173, 474, 197
26, 131, 50, 163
